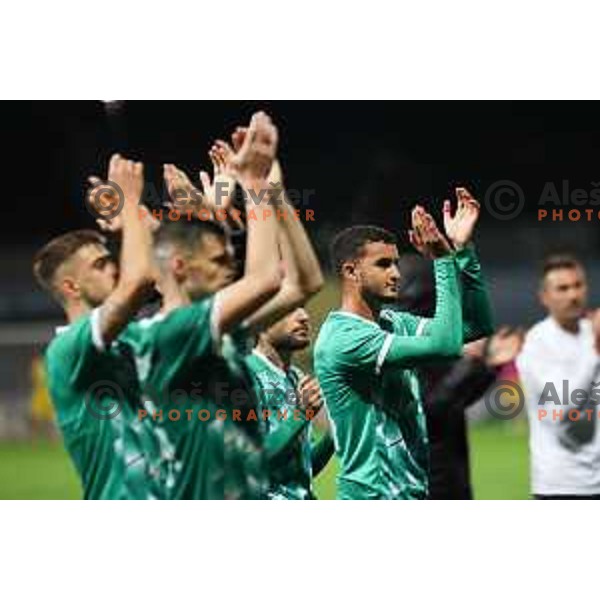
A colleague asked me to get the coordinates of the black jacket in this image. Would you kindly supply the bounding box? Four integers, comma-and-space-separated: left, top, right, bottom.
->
420, 357, 497, 499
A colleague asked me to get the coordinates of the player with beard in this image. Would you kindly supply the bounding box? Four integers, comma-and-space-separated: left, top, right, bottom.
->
314, 189, 493, 499
245, 307, 335, 499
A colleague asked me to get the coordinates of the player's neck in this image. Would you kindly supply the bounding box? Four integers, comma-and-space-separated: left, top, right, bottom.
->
64, 301, 92, 324
553, 315, 580, 334
257, 338, 291, 371
341, 291, 380, 322
160, 278, 190, 315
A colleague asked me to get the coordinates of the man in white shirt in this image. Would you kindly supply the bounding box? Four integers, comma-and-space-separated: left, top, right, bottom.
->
517, 254, 600, 499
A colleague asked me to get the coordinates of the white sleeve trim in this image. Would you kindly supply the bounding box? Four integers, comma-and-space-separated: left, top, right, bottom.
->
415, 318, 429, 337
210, 292, 223, 354
375, 333, 394, 376
90, 307, 107, 352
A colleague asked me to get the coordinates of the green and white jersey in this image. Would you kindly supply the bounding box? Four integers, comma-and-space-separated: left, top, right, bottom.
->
315, 256, 462, 499
315, 309, 432, 500
244, 350, 314, 500
45, 309, 168, 500
125, 295, 267, 500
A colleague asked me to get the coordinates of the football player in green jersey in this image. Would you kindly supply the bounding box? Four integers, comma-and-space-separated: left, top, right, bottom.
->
33, 154, 165, 499
105, 112, 323, 498
314, 189, 493, 499
245, 306, 335, 499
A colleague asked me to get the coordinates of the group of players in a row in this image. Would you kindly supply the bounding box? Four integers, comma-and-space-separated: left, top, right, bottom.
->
34, 111, 501, 499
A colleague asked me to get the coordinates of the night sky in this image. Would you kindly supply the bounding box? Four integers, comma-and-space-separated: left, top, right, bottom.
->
5, 101, 600, 323
5, 101, 600, 244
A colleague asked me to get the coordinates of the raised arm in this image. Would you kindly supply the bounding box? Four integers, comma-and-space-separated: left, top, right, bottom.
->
443, 187, 494, 341
95, 154, 155, 346
385, 258, 463, 365
214, 112, 283, 335
244, 160, 323, 333
455, 244, 494, 340
380, 206, 464, 365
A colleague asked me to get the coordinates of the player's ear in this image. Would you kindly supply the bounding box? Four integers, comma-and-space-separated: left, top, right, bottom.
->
341, 260, 358, 282
171, 254, 187, 281
60, 276, 80, 301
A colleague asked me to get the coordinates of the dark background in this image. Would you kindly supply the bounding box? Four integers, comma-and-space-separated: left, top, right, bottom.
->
3, 101, 600, 324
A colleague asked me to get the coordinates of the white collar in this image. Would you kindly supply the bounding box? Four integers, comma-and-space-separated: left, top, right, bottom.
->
331, 309, 379, 327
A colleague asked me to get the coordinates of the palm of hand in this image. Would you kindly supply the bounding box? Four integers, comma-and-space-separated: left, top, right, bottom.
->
444, 203, 479, 249
490, 338, 520, 364
164, 165, 203, 211
410, 206, 452, 258
206, 141, 236, 210
443, 188, 480, 249
486, 330, 523, 367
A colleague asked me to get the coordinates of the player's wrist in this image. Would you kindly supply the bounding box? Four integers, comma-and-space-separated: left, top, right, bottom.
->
121, 195, 142, 214
453, 239, 474, 252
430, 243, 455, 259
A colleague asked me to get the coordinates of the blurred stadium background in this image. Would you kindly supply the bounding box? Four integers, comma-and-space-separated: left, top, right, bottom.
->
2, 101, 600, 499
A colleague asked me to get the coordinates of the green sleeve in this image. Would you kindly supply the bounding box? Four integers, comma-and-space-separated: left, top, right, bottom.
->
244, 355, 310, 466
328, 256, 463, 373
263, 416, 310, 467
46, 312, 102, 392
385, 311, 427, 337
310, 432, 335, 477
380, 255, 463, 368
455, 243, 494, 342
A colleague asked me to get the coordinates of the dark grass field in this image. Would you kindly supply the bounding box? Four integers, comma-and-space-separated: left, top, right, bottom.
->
0, 420, 529, 499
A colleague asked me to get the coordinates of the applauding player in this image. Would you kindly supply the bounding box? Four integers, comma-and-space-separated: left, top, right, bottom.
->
315, 220, 463, 499
33, 155, 166, 499
245, 306, 334, 499
314, 186, 493, 499
118, 112, 322, 498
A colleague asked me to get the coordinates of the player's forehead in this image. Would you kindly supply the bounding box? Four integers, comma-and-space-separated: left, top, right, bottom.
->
544, 266, 586, 288
360, 240, 399, 262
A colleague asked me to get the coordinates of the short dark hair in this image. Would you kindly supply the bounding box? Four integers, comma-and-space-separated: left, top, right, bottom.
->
330, 225, 397, 275
541, 253, 585, 280
154, 219, 227, 255
33, 229, 106, 297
